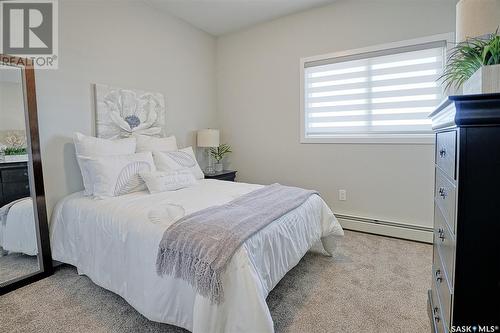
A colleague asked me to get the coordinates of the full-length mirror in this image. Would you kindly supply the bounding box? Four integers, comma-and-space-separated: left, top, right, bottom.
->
0, 56, 52, 293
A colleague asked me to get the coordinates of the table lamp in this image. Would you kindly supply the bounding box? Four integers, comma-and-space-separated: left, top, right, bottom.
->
197, 129, 220, 174
456, 0, 500, 42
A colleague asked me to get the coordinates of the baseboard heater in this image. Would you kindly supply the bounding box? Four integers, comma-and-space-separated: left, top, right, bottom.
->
335, 214, 433, 243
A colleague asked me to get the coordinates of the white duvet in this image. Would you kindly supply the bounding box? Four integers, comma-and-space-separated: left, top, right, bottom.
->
50, 179, 343, 333
0, 198, 38, 256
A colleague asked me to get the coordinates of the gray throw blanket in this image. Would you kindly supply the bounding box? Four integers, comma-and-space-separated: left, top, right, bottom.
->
156, 183, 318, 304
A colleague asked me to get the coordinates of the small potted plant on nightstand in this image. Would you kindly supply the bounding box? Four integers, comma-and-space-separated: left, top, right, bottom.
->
210, 144, 232, 173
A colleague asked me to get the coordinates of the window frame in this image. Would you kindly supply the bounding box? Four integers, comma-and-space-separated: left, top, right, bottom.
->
299, 33, 454, 145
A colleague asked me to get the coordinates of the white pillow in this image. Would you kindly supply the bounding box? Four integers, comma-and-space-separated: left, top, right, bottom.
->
73, 132, 137, 196
153, 147, 204, 180
140, 169, 197, 193
80, 152, 156, 199
135, 135, 177, 153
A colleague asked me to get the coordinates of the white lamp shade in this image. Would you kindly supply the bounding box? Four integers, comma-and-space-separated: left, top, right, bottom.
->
197, 129, 220, 147
456, 0, 500, 42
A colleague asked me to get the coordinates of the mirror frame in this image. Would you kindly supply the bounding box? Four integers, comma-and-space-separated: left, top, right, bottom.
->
0, 54, 53, 295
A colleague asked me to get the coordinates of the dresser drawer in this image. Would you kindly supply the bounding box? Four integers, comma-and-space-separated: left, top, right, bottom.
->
435, 168, 456, 234
2, 182, 30, 200
434, 205, 456, 287
436, 131, 456, 180
432, 250, 453, 331
0, 168, 29, 183
428, 290, 445, 333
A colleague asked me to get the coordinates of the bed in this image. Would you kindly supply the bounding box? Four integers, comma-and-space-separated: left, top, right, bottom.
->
0, 197, 38, 256
50, 179, 343, 333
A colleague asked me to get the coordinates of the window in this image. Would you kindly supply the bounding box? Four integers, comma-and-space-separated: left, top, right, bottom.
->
301, 34, 452, 144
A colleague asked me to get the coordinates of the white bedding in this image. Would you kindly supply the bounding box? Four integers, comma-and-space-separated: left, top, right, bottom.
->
0, 198, 38, 256
50, 179, 343, 333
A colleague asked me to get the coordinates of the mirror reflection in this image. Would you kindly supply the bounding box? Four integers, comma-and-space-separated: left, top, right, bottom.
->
0, 64, 40, 285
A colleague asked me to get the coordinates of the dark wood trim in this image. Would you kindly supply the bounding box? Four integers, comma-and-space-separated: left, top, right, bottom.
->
430, 94, 500, 127
0, 54, 53, 295
24, 56, 53, 276
430, 97, 453, 117
0, 270, 51, 295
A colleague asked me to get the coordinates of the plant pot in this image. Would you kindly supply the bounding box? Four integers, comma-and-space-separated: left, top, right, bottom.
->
3, 154, 28, 162
463, 64, 500, 95
214, 163, 223, 172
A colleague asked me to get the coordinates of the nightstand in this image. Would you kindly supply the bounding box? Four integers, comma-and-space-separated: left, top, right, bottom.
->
204, 170, 237, 182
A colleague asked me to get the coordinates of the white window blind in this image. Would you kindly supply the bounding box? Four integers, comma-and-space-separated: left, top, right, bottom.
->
303, 42, 446, 138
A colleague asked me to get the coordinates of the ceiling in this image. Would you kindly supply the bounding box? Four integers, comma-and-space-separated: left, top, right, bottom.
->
145, 0, 336, 36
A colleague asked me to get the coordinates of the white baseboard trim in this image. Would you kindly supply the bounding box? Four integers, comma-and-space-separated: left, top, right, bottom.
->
337, 214, 433, 243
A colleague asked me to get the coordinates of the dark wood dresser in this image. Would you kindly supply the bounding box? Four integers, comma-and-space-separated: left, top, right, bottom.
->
0, 161, 30, 207
428, 94, 500, 332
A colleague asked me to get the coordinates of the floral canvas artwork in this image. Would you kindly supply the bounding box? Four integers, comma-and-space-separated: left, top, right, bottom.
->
94, 84, 166, 139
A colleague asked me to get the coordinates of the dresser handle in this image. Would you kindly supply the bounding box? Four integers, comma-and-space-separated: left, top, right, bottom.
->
435, 269, 443, 283
433, 307, 440, 322
23, 172, 28, 176
439, 148, 447, 158
438, 228, 445, 241
438, 187, 447, 199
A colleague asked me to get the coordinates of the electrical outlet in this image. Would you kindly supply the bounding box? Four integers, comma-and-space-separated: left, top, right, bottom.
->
339, 189, 347, 201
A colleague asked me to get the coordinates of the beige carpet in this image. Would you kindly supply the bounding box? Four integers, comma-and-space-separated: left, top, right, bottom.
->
0, 253, 39, 285
0, 230, 432, 333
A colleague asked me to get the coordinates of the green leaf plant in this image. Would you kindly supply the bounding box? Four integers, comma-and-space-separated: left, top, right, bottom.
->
440, 30, 500, 90
209, 144, 232, 163
3, 147, 27, 156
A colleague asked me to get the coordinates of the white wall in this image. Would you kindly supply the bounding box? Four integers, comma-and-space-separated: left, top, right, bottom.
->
216, 0, 456, 231
36, 0, 217, 216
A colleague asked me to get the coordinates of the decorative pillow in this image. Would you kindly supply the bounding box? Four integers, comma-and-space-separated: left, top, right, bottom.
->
80, 152, 155, 199
73, 132, 137, 196
135, 135, 177, 153
153, 147, 204, 180
140, 169, 197, 193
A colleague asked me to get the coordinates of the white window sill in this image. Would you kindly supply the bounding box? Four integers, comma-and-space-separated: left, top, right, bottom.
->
301, 134, 435, 145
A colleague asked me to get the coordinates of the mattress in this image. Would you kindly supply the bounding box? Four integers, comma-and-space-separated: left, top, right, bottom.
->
50, 179, 343, 332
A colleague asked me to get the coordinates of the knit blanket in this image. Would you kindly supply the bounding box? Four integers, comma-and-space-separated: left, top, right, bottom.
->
156, 183, 318, 304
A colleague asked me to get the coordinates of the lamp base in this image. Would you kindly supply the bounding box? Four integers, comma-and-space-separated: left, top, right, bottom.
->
205, 147, 216, 175
205, 166, 215, 175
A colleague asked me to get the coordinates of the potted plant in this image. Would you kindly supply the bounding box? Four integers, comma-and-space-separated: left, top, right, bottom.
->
1, 132, 28, 162
3, 147, 28, 162
440, 31, 500, 94
210, 144, 232, 172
